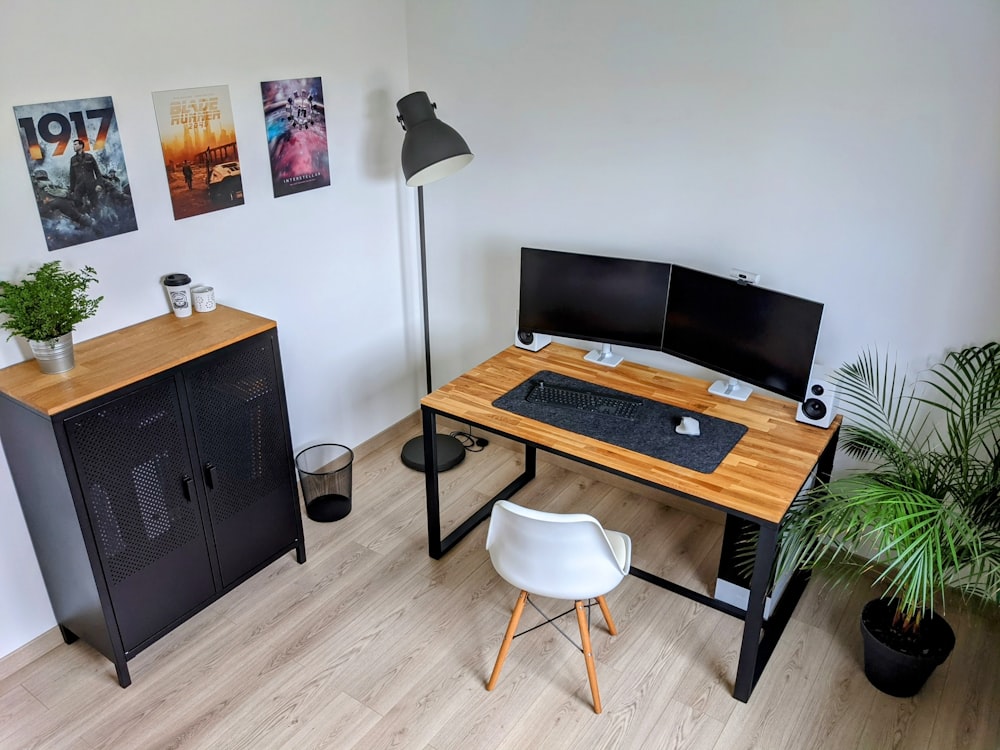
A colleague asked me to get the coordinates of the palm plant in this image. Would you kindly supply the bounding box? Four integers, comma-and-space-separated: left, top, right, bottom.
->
776, 342, 1000, 635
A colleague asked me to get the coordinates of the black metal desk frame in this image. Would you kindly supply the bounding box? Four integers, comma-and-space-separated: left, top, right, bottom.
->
420, 403, 839, 703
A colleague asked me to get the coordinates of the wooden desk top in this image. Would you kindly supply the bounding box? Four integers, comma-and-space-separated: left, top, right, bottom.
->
0, 305, 275, 417
422, 343, 841, 525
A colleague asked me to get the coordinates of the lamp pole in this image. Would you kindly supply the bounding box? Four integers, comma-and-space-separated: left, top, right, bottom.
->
417, 185, 433, 396
396, 92, 474, 473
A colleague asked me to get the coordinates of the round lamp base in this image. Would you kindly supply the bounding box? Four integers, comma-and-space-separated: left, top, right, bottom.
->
400, 433, 466, 472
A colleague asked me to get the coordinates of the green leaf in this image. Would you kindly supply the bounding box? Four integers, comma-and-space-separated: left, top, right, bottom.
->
769, 343, 1000, 633
0, 261, 102, 342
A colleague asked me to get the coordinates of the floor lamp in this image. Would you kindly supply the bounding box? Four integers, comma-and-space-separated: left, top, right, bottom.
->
396, 91, 474, 472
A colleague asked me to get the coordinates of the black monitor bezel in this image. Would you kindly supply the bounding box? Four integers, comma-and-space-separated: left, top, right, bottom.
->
517, 247, 672, 352
660, 265, 823, 402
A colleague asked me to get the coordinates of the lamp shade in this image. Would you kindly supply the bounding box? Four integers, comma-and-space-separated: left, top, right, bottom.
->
396, 91, 473, 187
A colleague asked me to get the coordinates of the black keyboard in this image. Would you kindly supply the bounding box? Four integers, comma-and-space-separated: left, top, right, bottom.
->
525, 380, 642, 419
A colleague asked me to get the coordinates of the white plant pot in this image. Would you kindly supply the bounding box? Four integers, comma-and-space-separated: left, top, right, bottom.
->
29, 332, 75, 374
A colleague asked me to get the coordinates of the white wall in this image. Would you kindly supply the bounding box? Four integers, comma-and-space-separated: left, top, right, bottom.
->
0, 0, 417, 657
3, 0, 1000, 661
404, 0, 1000, 384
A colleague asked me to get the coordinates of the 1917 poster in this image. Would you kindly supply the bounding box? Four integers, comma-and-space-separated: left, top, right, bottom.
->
261, 77, 330, 198
14, 96, 138, 251
151, 85, 244, 220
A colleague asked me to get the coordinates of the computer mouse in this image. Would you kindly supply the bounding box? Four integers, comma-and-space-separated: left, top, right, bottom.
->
675, 416, 701, 436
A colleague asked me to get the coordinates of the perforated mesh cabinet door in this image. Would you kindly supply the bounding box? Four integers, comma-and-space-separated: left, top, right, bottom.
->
184, 334, 298, 586
65, 378, 216, 651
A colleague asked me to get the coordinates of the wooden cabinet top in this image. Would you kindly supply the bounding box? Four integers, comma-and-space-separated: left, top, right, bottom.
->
0, 305, 276, 416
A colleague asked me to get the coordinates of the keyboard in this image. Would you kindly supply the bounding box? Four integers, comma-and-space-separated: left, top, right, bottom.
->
525, 379, 642, 419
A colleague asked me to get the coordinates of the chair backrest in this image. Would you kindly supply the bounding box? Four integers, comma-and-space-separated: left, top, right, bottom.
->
485, 500, 631, 600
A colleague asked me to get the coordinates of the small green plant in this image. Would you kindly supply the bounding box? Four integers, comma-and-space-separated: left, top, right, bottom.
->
0, 261, 103, 342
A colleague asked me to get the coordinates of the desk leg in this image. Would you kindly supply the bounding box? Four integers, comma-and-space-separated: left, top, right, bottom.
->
423, 408, 443, 559
816, 424, 839, 484
424, 411, 538, 559
733, 522, 777, 702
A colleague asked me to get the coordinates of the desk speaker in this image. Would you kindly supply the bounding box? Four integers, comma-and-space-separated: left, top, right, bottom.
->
795, 371, 838, 428
514, 328, 551, 352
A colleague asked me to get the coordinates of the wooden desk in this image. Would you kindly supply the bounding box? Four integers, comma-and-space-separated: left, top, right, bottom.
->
419, 342, 841, 702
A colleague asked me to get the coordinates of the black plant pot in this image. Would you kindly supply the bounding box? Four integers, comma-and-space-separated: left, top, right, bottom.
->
860, 598, 955, 697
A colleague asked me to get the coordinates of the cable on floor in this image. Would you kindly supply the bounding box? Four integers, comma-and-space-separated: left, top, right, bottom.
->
450, 423, 489, 452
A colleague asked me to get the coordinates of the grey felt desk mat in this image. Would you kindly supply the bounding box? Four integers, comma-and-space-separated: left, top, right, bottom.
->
491, 370, 748, 474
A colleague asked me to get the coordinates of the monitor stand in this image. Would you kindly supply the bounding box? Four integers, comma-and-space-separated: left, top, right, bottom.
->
584, 343, 623, 367
709, 377, 752, 401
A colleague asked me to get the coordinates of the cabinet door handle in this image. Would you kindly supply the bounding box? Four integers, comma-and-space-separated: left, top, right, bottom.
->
204, 463, 217, 489
182, 475, 195, 502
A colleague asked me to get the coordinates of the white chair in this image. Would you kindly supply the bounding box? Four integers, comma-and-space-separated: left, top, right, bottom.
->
484, 499, 632, 713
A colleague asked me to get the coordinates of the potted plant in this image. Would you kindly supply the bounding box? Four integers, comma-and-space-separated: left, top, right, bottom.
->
0, 261, 103, 374
776, 342, 1000, 696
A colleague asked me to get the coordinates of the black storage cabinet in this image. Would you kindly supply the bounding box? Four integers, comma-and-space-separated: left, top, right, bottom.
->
0, 307, 306, 687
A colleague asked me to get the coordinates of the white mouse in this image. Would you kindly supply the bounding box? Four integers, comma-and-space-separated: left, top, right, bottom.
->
675, 416, 701, 436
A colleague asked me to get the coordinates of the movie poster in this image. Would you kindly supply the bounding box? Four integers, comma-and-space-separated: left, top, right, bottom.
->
14, 96, 138, 251
260, 77, 330, 198
151, 85, 244, 220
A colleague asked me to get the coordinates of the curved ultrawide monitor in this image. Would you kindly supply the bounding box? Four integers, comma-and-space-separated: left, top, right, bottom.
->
518, 247, 671, 351
661, 266, 823, 402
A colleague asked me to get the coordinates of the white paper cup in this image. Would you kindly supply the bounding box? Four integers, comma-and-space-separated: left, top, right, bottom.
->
162, 273, 192, 318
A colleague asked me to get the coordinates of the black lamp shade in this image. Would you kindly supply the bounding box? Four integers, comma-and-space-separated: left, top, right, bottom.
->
396, 91, 473, 187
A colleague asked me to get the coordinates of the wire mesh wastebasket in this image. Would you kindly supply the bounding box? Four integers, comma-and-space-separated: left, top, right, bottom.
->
295, 443, 354, 522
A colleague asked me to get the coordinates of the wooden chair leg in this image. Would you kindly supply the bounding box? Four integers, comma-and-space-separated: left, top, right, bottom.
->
575, 600, 602, 714
487, 590, 528, 691
596, 595, 618, 635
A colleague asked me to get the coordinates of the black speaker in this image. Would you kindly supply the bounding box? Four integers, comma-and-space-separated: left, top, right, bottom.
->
796, 371, 838, 428
514, 328, 551, 352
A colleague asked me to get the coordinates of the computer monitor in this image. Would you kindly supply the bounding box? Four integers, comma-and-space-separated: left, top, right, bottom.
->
518, 247, 672, 366
661, 265, 823, 402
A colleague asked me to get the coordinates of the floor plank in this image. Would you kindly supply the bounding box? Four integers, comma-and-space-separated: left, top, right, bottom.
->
3, 433, 1000, 749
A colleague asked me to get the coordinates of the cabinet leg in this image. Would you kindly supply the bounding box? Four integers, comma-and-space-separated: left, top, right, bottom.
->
295, 540, 306, 564
114, 659, 132, 688
58, 624, 78, 644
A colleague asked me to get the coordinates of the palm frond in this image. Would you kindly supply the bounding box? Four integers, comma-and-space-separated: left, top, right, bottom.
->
775, 342, 1000, 631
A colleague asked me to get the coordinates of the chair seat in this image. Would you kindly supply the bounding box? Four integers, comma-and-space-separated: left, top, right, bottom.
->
486, 502, 632, 600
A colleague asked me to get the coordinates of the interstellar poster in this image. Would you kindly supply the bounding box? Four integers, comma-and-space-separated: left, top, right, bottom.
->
261, 77, 330, 198
14, 96, 138, 251
151, 84, 244, 220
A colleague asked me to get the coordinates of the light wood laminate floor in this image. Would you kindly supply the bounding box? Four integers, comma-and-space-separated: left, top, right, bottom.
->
2, 416, 998, 749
